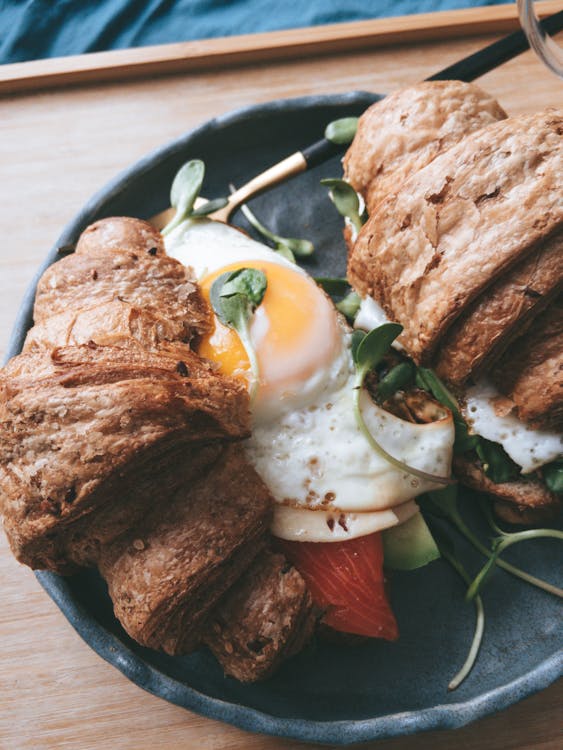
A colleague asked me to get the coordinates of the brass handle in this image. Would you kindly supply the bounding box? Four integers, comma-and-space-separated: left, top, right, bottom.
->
150, 150, 307, 230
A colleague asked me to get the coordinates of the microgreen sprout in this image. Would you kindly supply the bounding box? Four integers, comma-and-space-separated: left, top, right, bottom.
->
274, 244, 297, 264
352, 325, 453, 487
421, 487, 562, 688
474, 439, 519, 483
336, 291, 361, 320
321, 178, 367, 234
544, 460, 563, 493
314, 277, 350, 296
230, 186, 314, 261
209, 267, 267, 400
422, 486, 563, 598
324, 117, 359, 145
314, 278, 361, 321
191, 196, 229, 216
466, 527, 563, 601
162, 160, 205, 236
162, 159, 228, 235
375, 361, 415, 403
416, 368, 525, 483
430, 523, 484, 690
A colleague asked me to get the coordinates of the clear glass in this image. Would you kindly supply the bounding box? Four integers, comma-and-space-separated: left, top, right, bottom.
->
518, 0, 563, 78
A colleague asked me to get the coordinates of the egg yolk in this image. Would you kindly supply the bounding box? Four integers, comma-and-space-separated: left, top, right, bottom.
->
198, 260, 342, 407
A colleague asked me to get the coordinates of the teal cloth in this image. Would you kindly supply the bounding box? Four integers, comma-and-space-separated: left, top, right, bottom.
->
0, 1, 512, 65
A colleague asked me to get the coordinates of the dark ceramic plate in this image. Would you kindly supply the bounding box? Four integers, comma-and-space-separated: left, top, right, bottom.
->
6, 92, 562, 745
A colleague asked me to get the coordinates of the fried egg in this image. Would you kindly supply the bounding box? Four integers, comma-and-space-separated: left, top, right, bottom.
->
357, 294, 563, 476
465, 380, 563, 474
166, 219, 454, 541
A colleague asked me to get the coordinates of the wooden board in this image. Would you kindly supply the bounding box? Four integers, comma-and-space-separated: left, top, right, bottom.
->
0, 1, 561, 95
0, 10, 562, 750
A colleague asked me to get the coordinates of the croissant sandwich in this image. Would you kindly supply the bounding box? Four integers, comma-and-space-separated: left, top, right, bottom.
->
345, 81, 562, 523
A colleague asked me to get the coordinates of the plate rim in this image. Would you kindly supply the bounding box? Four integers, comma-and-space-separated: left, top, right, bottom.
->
5, 91, 562, 745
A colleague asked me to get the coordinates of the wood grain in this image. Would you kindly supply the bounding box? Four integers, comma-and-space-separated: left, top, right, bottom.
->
0, 1, 561, 95
0, 23, 562, 750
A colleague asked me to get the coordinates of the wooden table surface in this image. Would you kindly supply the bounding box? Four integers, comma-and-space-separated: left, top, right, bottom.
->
1, 16, 562, 750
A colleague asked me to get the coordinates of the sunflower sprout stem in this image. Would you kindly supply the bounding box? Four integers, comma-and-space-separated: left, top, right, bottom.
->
237, 318, 260, 402
431, 535, 485, 691
353, 377, 451, 487
443, 510, 563, 599
240, 202, 276, 242
481, 499, 512, 537
466, 529, 563, 601
233, 186, 313, 258
448, 594, 485, 691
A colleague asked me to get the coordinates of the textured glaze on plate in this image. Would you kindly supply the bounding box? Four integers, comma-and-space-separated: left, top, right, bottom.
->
5, 92, 562, 745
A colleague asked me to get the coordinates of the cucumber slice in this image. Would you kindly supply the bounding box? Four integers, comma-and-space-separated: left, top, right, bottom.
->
383, 512, 440, 571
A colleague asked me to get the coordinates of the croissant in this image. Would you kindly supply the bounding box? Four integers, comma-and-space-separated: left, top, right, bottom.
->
343, 81, 508, 215
33, 234, 210, 347
345, 95, 562, 523
98, 444, 273, 654
0, 341, 249, 571
434, 232, 562, 385
204, 549, 317, 682
492, 297, 563, 430
0, 217, 316, 678
348, 109, 563, 365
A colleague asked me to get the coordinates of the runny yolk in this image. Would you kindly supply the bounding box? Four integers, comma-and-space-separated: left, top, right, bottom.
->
198, 260, 341, 403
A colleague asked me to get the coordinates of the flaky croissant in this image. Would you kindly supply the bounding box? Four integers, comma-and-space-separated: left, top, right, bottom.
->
0, 217, 316, 678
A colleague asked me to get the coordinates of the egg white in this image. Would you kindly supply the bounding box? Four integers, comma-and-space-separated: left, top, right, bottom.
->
166, 217, 299, 278
355, 295, 390, 332
247, 379, 453, 513
271, 500, 420, 542
358, 295, 563, 477
465, 380, 563, 474
355, 295, 404, 351
165, 220, 455, 541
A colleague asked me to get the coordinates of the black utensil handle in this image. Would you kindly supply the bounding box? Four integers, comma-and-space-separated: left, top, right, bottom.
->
427, 9, 563, 82
300, 10, 563, 169
302, 138, 343, 167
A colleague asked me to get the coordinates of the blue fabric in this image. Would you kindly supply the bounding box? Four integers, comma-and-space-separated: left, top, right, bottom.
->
0, 0, 512, 65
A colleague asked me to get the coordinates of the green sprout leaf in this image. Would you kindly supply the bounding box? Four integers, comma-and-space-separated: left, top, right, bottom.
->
416, 367, 479, 454
274, 244, 296, 264
209, 268, 267, 399
474, 439, 519, 484
352, 325, 452, 487
218, 267, 268, 307
375, 361, 415, 403
238, 200, 314, 259
276, 235, 314, 258
354, 323, 403, 376
336, 291, 361, 320
324, 117, 359, 145
314, 277, 350, 296
191, 196, 229, 216
162, 159, 205, 236
320, 178, 366, 234
314, 278, 360, 321
350, 329, 366, 364
544, 460, 563, 494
